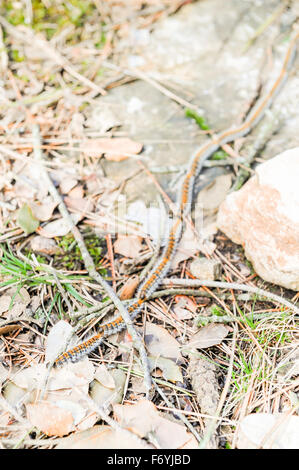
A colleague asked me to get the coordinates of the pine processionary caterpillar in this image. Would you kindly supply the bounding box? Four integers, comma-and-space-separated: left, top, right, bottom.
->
54, 299, 144, 366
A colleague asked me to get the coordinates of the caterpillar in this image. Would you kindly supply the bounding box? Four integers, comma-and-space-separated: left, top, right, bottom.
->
55, 299, 144, 365
54, 31, 299, 367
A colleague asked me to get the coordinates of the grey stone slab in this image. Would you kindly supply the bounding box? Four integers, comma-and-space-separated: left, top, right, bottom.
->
85, 0, 299, 207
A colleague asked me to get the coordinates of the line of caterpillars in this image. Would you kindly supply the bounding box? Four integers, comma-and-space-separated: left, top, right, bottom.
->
55, 218, 183, 366
54, 31, 299, 366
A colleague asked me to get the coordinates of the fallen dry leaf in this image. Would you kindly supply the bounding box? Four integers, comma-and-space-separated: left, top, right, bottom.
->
29, 198, 57, 222
30, 235, 62, 255
53, 399, 86, 426
10, 363, 48, 390
64, 195, 94, 214
185, 323, 230, 350
45, 320, 76, 364
10, 161, 48, 201
118, 275, 139, 300
89, 369, 126, 409
3, 381, 31, 407
94, 364, 116, 389
144, 322, 183, 362
172, 304, 193, 320
148, 356, 183, 383
0, 324, 21, 335
113, 399, 198, 449
133, 355, 183, 383
67, 185, 84, 199
37, 213, 81, 238
75, 411, 98, 432
26, 401, 74, 437
60, 178, 79, 195
48, 359, 95, 391
55, 425, 151, 449
10, 346, 95, 393
172, 295, 197, 320
175, 295, 198, 313
17, 203, 39, 235
0, 296, 11, 314
114, 234, 143, 259
84, 138, 143, 161
0, 287, 31, 320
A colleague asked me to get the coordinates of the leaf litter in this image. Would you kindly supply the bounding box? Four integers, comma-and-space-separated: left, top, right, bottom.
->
0, 0, 298, 451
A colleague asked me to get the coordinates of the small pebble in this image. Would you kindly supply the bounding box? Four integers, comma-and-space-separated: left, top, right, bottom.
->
189, 257, 222, 281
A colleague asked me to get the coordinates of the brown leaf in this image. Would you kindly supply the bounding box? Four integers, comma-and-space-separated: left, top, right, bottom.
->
0, 296, 11, 314
75, 412, 98, 432
119, 276, 139, 300
45, 320, 76, 364
89, 369, 126, 408
0, 287, 31, 320
94, 364, 116, 389
172, 306, 193, 320
68, 185, 84, 199
64, 195, 94, 214
144, 322, 183, 362
26, 401, 74, 436
55, 425, 151, 449
29, 199, 57, 222
175, 295, 198, 313
186, 323, 230, 350
37, 214, 81, 238
59, 178, 78, 195
113, 400, 198, 449
148, 356, 183, 383
3, 381, 30, 407
11, 363, 48, 390
83, 138, 143, 161
114, 235, 143, 259
0, 324, 21, 335
172, 295, 197, 320
30, 235, 62, 255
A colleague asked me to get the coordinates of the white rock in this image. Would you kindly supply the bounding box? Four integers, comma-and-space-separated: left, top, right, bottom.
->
217, 147, 299, 290
189, 257, 221, 281
237, 413, 299, 449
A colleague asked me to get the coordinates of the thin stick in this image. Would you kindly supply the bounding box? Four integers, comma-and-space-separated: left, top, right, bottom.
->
161, 279, 299, 315
102, 60, 199, 111
105, 233, 117, 291
153, 381, 202, 445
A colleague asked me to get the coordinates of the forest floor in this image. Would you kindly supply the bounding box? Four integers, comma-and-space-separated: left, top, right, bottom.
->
0, 0, 298, 449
